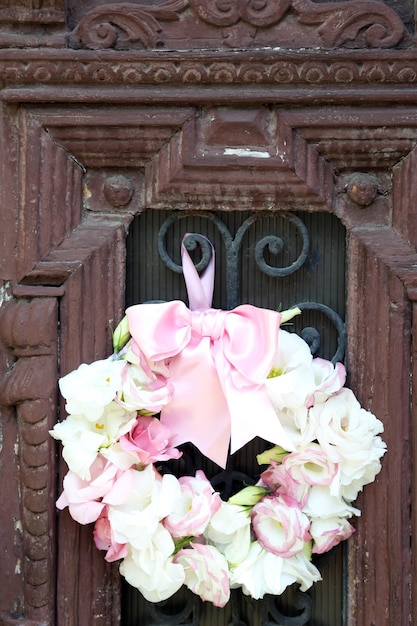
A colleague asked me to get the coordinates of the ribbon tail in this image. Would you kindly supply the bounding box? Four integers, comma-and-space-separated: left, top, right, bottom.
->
227, 385, 297, 456
159, 338, 231, 468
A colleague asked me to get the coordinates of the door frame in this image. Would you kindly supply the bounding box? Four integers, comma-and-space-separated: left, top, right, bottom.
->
0, 5, 417, 625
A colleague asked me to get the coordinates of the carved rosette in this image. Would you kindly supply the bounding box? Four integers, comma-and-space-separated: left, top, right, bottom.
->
67, 0, 407, 50
0, 298, 58, 625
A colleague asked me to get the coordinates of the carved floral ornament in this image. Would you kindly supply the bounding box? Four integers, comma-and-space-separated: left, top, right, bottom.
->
2, 57, 417, 88
68, 0, 408, 50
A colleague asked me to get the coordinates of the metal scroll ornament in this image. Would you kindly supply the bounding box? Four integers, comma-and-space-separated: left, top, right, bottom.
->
157, 211, 345, 362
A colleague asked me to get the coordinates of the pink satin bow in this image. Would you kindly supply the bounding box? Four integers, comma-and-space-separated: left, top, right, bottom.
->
126, 236, 295, 468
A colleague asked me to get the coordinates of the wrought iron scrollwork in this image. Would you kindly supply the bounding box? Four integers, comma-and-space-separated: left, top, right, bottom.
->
158, 211, 311, 310
262, 591, 312, 625
158, 227, 214, 274
148, 593, 201, 626
157, 211, 346, 364
295, 301, 346, 363
254, 216, 310, 278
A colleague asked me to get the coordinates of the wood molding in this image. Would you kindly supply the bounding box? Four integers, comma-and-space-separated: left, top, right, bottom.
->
3, 49, 417, 95
0, 2, 66, 49
346, 226, 415, 625
0, 298, 58, 625
0, 108, 131, 624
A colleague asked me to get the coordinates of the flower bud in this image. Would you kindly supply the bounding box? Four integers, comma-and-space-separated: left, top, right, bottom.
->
113, 316, 130, 353
228, 485, 269, 507
257, 445, 288, 466
280, 306, 301, 324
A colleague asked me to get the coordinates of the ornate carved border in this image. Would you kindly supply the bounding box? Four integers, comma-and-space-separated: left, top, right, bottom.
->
1, 74, 417, 626
66, 0, 408, 51
0, 0, 411, 50
3, 49, 417, 94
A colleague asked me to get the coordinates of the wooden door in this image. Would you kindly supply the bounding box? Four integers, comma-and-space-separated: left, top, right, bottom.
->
0, 1, 416, 625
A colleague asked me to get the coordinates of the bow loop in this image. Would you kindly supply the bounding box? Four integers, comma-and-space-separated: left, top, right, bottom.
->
126, 301, 192, 362
220, 305, 283, 385
125, 236, 295, 468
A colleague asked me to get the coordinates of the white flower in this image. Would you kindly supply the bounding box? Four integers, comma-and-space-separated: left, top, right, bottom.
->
311, 389, 386, 497
174, 543, 230, 608
259, 443, 338, 506
230, 541, 321, 599
281, 551, 322, 592
303, 485, 360, 519
265, 330, 315, 411
59, 358, 125, 420
50, 402, 136, 479
251, 495, 311, 558
275, 406, 316, 450
108, 465, 179, 549
204, 502, 251, 565
163, 471, 221, 539
51, 415, 105, 479
310, 516, 355, 554
339, 457, 384, 502
120, 524, 185, 603
117, 361, 171, 413
308, 358, 346, 407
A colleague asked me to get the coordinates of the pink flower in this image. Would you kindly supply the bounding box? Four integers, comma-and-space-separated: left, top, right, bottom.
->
93, 508, 128, 562
163, 470, 221, 538
56, 455, 133, 525
251, 495, 311, 558
119, 415, 182, 466
260, 444, 339, 506
307, 358, 346, 408
260, 460, 308, 506
282, 444, 338, 487
174, 543, 230, 607
310, 516, 355, 554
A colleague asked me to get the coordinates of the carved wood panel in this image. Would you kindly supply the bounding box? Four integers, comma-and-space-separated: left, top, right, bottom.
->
1, 2, 417, 624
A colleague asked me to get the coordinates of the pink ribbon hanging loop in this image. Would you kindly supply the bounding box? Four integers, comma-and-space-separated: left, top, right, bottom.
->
126, 235, 295, 468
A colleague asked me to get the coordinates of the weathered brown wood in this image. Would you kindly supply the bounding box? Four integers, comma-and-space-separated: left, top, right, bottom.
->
65, 0, 410, 50
1, 1, 417, 624
0, 298, 58, 625
346, 228, 414, 625
3, 49, 417, 109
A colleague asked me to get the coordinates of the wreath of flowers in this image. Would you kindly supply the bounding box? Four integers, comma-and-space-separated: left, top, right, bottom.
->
50, 235, 386, 608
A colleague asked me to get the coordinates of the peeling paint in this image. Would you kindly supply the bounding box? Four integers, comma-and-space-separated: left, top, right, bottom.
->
223, 148, 271, 158
14, 519, 22, 533
14, 442, 19, 456
83, 182, 92, 200
0, 280, 12, 308
14, 558, 21, 574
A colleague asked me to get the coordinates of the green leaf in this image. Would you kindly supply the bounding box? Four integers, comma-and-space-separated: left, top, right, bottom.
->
173, 536, 195, 555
